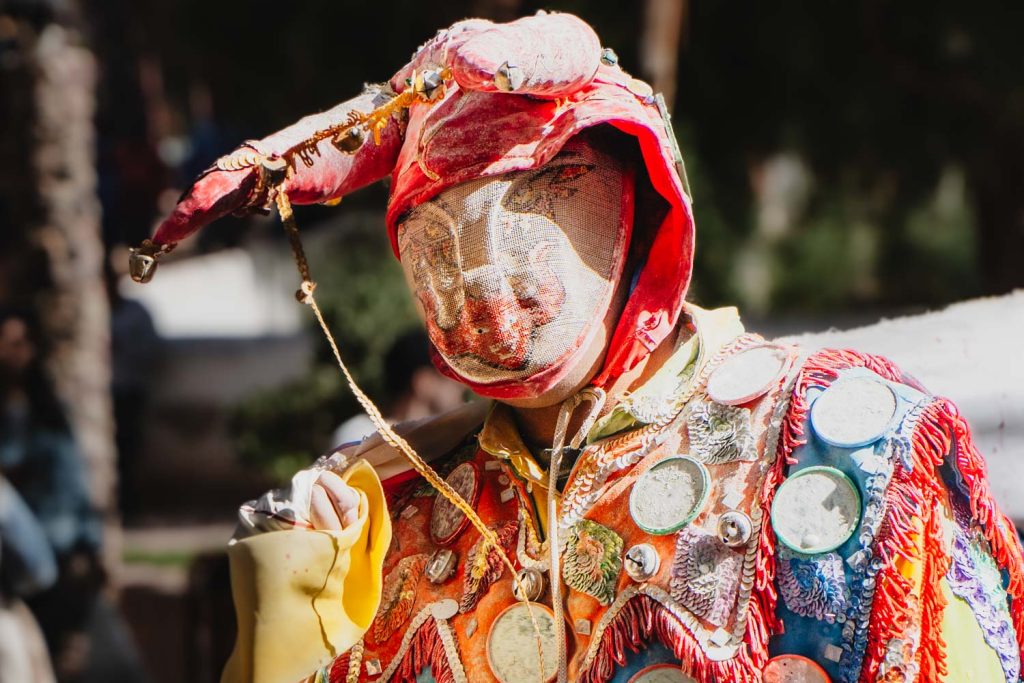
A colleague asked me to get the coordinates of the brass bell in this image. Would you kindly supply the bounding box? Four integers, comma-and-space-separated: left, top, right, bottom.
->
494, 61, 525, 92
425, 548, 458, 585
718, 511, 753, 547
332, 127, 365, 154
624, 543, 660, 582
512, 567, 545, 602
414, 68, 446, 103
128, 249, 158, 283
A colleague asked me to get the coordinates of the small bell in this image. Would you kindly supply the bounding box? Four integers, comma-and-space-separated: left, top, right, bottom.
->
717, 510, 753, 547
425, 548, 458, 585
259, 156, 289, 187
623, 543, 660, 582
128, 250, 157, 284
512, 567, 545, 602
494, 61, 525, 92
332, 127, 365, 154
413, 68, 447, 103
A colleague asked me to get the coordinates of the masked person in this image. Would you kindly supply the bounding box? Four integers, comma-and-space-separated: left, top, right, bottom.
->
133, 13, 1024, 683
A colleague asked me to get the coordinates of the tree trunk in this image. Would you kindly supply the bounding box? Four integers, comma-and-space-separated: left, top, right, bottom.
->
641, 0, 687, 110
0, 7, 118, 570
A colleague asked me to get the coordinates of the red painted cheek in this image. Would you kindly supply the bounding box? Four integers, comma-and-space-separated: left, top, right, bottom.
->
420, 270, 566, 371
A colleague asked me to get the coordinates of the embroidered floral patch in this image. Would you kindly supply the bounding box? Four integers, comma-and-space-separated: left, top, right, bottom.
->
686, 401, 756, 465
777, 549, 849, 624
371, 554, 428, 643
459, 520, 519, 613
669, 527, 742, 626
562, 519, 623, 605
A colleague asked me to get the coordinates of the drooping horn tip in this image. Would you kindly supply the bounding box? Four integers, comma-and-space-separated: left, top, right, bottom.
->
128, 240, 173, 284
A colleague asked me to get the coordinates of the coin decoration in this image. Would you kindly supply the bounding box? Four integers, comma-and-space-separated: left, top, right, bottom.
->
628, 663, 698, 683
486, 602, 559, 683
430, 461, 481, 545
771, 466, 862, 555
629, 457, 710, 535
810, 375, 898, 448
706, 344, 790, 406
762, 654, 831, 683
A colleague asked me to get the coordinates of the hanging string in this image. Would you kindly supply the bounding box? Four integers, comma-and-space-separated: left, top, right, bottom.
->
546, 386, 606, 683
273, 189, 548, 681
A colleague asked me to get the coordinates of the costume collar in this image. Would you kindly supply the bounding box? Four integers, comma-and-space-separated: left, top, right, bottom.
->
479, 303, 745, 469
588, 303, 744, 441
478, 403, 549, 489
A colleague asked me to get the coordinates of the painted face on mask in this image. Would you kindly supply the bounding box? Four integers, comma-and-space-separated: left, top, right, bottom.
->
397, 135, 635, 397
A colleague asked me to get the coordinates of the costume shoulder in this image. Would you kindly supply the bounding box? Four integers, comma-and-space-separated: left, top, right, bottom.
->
765, 345, 1024, 682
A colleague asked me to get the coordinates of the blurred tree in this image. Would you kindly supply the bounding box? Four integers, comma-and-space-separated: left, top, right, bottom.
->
231, 214, 419, 481
678, 0, 1024, 310
0, 1, 117, 553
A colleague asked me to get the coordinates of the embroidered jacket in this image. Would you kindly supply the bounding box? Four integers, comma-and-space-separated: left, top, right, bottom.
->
222, 307, 1024, 683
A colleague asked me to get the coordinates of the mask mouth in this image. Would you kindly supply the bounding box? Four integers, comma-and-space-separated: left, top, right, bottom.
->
419, 243, 567, 372
398, 135, 637, 400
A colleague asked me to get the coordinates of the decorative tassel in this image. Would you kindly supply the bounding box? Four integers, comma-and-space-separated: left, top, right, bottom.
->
578, 595, 762, 683
391, 618, 457, 683
327, 650, 351, 683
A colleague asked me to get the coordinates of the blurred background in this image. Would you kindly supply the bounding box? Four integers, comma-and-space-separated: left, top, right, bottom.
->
0, 0, 1022, 681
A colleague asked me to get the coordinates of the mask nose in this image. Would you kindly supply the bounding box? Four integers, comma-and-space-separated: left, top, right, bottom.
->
462, 263, 513, 301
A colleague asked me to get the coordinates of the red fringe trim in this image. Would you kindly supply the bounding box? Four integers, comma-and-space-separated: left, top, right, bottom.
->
391, 619, 457, 683
862, 396, 1024, 681
577, 594, 760, 683
770, 349, 1024, 681
328, 650, 351, 683
752, 349, 909, 667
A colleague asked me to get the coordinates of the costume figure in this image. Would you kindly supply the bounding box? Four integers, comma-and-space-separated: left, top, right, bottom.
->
132, 13, 1024, 683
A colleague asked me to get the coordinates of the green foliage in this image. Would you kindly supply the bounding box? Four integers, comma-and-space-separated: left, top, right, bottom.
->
231, 212, 419, 482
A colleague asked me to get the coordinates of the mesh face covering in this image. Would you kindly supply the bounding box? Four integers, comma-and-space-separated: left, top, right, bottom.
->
397, 136, 635, 397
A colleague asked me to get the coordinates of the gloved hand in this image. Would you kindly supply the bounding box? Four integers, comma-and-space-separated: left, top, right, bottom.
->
308, 471, 361, 530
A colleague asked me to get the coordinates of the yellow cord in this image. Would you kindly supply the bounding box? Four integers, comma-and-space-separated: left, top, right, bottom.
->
274, 191, 547, 681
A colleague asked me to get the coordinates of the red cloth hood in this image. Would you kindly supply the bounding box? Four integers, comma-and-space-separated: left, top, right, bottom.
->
146, 12, 694, 394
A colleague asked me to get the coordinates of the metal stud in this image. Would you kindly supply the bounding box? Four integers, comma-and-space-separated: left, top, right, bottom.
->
331, 126, 365, 154
824, 643, 843, 662
425, 548, 457, 585
600, 47, 619, 67
574, 618, 592, 635
624, 543, 660, 582
512, 567, 545, 602
413, 67, 446, 102
717, 511, 754, 547
494, 61, 525, 92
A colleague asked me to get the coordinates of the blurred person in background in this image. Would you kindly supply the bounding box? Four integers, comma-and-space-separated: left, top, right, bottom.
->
0, 473, 57, 683
332, 329, 465, 446
131, 12, 1024, 683
0, 309, 146, 683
